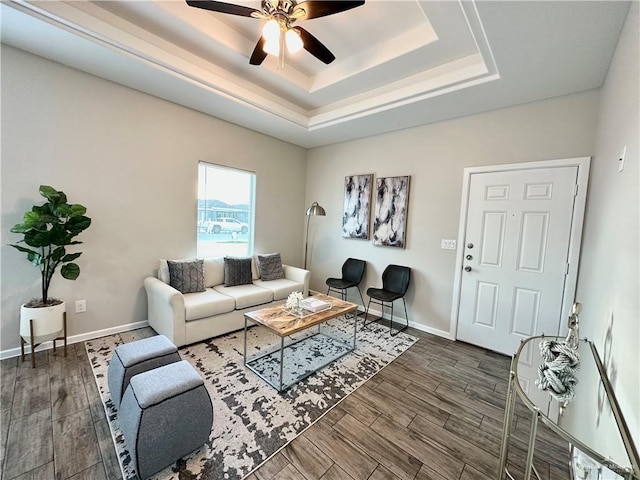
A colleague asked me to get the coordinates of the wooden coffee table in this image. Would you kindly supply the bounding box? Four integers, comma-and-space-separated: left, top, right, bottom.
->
243, 294, 358, 392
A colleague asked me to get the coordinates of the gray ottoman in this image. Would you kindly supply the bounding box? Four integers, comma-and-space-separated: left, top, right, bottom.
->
119, 360, 213, 480
107, 335, 180, 410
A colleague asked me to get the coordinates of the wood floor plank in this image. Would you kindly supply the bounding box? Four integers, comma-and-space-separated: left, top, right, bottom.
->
1, 358, 17, 413
319, 405, 347, 427
428, 360, 503, 390
51, 374, 89, 420
377, 361, 440, 392
460, 463, 492, 480
11, 372, 50, 420
67, 462, 107, 480
84, 373, 106, 423
254, 452, 290, 480
405, 413, 498, 477
271, 463, 304, 480
303, 421, 377, 480
15, 352, 50, 380
368, 415, 464, 480
319, 464, 355, 480
350, 385, 416, 427
10, 461, 55, 480
333, 414, 423, 480
3, 408, 53, 480
94, 418, 123, 480
404, 380, 483, 428
413, 464, 448, 480
335, 394, 380, 427
283, 434, 333, 480
52, 408, 101, 480
369, 464, 402, 480
374, 381, 450, 427
1, 406, 10, 467
435, 383, 505, 422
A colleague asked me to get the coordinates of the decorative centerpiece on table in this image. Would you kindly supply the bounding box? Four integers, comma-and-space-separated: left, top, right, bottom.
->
285, 291, 304, 316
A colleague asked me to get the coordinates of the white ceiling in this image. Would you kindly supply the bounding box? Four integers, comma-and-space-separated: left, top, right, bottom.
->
1, 0, 630, 148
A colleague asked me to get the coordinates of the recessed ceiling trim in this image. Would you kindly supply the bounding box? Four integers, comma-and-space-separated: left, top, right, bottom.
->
308, 54, 499, 130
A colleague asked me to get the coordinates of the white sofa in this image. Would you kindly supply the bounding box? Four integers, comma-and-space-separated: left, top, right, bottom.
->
144, 257, 310, 347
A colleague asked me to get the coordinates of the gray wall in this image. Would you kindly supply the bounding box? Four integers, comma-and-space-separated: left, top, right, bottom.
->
575, 2, 639, 451
0, 45, 307, 352
305, 90, 600, 336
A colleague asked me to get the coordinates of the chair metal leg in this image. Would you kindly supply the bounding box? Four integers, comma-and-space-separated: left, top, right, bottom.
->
389, 298, 409, 336
363, 298, 372, 329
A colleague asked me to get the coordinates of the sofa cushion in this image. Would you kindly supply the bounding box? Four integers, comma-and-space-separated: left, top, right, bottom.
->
257, 253, 285, 281
223, 257, 253, 287
183, 289, 235, 321
203, 257, 225, 287
253, 278, 304, 301
213, 284, 273, 309
167, 260, 205, 294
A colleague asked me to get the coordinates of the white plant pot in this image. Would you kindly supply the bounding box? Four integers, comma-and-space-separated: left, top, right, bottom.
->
20, 301, 66, 344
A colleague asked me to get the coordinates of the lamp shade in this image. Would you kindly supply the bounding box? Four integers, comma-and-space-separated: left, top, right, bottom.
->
306, 202, 326, 216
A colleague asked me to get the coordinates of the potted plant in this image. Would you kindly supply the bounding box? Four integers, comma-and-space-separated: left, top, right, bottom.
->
9, 185, 91, 366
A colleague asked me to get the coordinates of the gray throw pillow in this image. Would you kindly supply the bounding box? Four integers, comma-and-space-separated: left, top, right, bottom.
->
167, 259, 205, 294
257, 253, 285, 281
224, 257, 253, 287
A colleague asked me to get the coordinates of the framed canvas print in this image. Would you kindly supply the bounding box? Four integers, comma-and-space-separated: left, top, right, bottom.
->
372, 175, 410, 248
342, 174, 373, 239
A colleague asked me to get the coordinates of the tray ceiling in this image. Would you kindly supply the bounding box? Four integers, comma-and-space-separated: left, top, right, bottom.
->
1, 1, 630, 148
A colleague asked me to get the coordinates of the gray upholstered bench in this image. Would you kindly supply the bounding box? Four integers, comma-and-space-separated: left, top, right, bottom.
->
119, 360, 213, 479
107, 335, 180, 409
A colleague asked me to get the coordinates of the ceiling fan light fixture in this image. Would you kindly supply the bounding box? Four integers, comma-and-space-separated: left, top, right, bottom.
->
285, 28, 303, 54
263, 38, 280, 56
261, 18, 280, 44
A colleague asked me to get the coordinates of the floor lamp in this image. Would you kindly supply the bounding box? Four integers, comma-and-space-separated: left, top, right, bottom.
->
304, 201, 325, 269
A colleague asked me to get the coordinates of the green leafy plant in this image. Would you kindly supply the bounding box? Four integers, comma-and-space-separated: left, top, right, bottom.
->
9, 185, 92, 307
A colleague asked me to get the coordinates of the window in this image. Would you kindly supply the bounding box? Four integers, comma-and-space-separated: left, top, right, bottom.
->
197, 162, 255, 258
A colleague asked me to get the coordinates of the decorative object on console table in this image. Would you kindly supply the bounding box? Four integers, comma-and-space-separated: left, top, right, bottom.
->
304, 201, 325, 269
342, 174, 373, 239
372, 175, 410, 248
8, 185, 92, 367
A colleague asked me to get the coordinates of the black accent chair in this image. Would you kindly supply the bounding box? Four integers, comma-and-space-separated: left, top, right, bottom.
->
325, 258, 366, 312
364, 265, 411, 336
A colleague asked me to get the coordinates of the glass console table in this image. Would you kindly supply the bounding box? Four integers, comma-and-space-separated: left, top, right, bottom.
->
498, 335, 639, 480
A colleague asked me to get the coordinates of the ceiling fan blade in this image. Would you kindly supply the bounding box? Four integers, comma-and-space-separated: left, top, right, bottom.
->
294, 1, 364, 20
249, 37, 268, 65
185, 1, 260, 17
293, 27, 335, 64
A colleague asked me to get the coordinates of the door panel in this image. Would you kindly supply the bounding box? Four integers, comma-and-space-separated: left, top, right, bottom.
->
457, 166, 578, 356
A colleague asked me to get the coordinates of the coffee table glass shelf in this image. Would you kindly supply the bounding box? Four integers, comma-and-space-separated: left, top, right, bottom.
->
243, 294, 358, 392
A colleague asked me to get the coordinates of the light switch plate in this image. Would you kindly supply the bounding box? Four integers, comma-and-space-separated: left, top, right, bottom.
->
441, 239, 457, 250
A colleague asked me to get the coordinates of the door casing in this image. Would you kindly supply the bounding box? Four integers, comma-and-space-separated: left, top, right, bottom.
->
450, 157, 591, 351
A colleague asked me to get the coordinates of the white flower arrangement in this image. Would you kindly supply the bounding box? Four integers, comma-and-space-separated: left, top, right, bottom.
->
286, 291, 304, 311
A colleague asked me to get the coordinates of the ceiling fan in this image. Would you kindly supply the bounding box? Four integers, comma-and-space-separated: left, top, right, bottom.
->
185, 0, 365, 68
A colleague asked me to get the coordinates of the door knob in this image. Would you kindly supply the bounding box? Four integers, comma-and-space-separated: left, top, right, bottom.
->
467, 243, 474, 249
464, 266, 472, 272
466, 254, 473, 260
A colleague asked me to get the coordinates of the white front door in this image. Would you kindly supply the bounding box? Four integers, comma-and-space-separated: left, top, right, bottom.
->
456, 166, 578, 356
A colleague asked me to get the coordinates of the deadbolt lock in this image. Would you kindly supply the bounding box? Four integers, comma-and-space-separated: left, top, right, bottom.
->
467, 243, 474, 249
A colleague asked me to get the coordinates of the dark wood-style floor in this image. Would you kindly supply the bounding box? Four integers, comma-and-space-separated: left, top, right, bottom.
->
0, 324, 570, 480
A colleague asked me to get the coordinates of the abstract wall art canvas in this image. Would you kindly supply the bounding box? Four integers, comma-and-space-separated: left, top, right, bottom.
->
342, 174, 373, 239
372, 176, 410, 248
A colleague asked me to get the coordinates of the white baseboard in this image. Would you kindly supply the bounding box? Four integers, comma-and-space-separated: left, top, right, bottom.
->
363, 307, 455, 341
0, 320, 150, 360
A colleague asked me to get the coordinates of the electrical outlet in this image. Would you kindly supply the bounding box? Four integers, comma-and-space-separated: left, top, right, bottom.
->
619, 146, 626, 172
441, 239, 457, 250
75, 300, 87, 313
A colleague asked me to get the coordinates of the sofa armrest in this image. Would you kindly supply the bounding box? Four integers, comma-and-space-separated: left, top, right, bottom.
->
282, 265, 310, 297
143, 277, 187, 347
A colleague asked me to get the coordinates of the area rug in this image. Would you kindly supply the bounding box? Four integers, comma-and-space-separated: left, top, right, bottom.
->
85, 317, 417, 480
